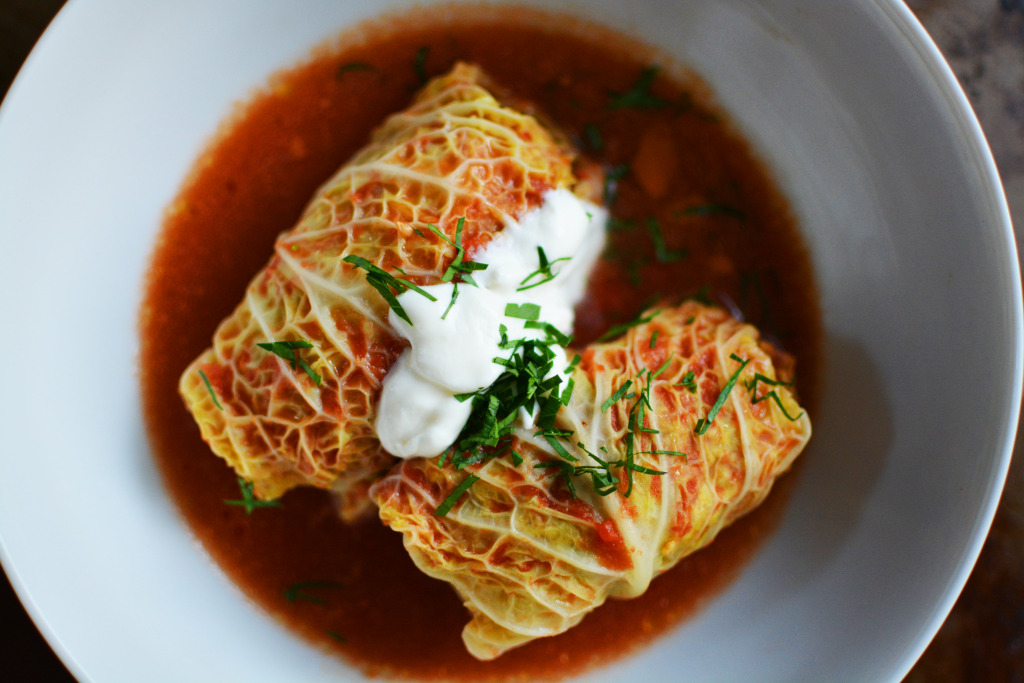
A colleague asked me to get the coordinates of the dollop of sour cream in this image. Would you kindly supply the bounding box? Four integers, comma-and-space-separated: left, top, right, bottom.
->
375, 188, 608, 458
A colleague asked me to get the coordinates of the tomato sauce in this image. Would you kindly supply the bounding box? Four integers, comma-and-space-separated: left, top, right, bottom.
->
139, 6, 820, 681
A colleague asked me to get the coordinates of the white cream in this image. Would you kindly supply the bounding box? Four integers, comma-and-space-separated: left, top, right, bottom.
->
375, 188, 607, 458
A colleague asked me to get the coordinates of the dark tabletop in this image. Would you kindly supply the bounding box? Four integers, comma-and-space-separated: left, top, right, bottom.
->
1, 2, 1021, 681
0, 10, 74, 681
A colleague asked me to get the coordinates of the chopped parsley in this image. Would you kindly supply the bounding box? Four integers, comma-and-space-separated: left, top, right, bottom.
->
224, 477, 283, 514
257, 339, 323, 386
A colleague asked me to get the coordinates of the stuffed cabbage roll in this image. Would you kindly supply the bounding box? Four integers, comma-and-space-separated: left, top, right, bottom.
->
371, 301, 811, 659
179, 63, 598, 516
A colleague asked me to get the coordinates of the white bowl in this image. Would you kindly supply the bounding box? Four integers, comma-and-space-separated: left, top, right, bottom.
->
0, 1, 1018, 681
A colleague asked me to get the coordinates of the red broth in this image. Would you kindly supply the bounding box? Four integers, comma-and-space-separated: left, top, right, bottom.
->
139, 7, 820, 681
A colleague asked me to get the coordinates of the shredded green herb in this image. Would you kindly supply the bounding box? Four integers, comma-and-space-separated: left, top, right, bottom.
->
198, 369, 223, 410
435, 317, 578, 514
425, 217, 487, 317
645, 217, 688, 262
283, 581, 345, 606
224, 477, 283, 515
504, 302, 541, 321
434, 474, 479, 517
695, 354, 751, 435
543, 359, 686, 497
607, 216, 637, 232
413, 46, 430, 84
649, 330, 659, 349
745, 373, 805, 421
607, 66, 668, 110
652, 355, 673, 379
343, 254, 438, 326
256, 339, 323, 386
336, 61, 374, 79
689, 285, 714, 307
601, 380, 633, 412
518, 246, 571, 291
326, 631, 348, 643
674, 370, 697, 393
583, 123, 604, 151
597, 309, 660, 342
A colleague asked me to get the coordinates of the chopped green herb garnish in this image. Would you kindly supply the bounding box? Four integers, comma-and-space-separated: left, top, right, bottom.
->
583, 123, 604, 151
544, 360, 675, 497
441, 285, 460, 320
336, 61, 374, 79
745, 373, 805, 421
695, 354, 751, 435
224, 477, 283, 514
426, 217, 486, 316
674, 370, 697, 393
601, 380, 634, 412
649, 330, 659, 349
652, 355, 673, 379
505, 302, 541, 321
607, 66, 668, 110
326, 630, 348, 643
518, 246, 571, 291
597, 309, 660, 342
645, 217, 688, 262
343, 254, 438, 326
413, 46, 429, 84
435, 474, 479, 517
439, 318, 575, 483
198, 369, 223, 410
607, 216, 637, 232
257, 339, 323, 386
689, 285, 714, 306
636, 450, 687, 459
283, 581, 345, 606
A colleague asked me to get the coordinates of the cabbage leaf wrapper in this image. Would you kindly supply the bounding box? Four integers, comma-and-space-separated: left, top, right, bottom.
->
371, 302, 811, 659
179, 63, 597, 518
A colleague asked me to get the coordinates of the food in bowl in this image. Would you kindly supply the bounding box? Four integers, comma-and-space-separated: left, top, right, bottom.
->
141, 7, 821, 679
